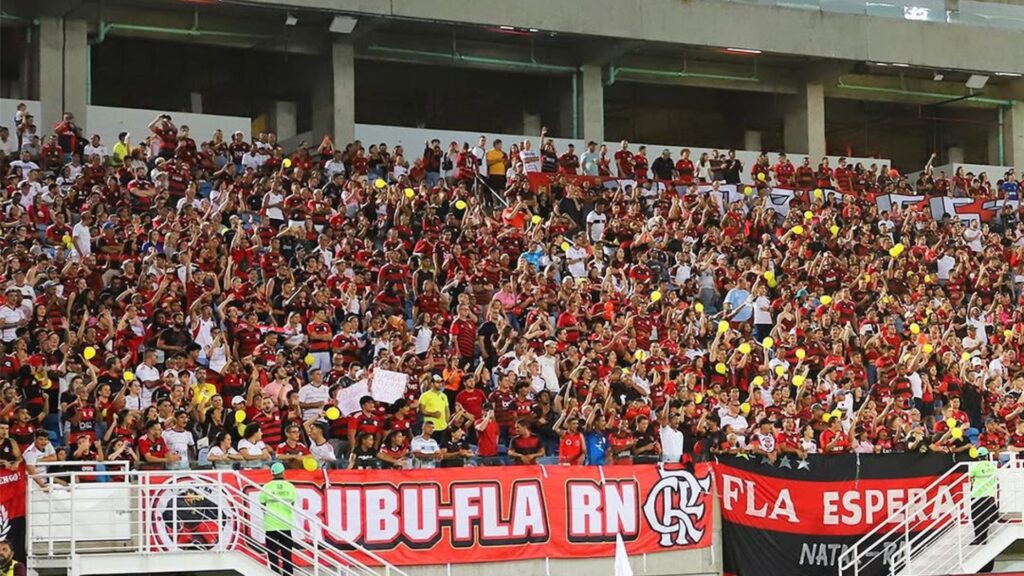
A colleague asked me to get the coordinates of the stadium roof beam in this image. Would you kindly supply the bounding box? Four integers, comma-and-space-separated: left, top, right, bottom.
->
234, 0, 1024, 76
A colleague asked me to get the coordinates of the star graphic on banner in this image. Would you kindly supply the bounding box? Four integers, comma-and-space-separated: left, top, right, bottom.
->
797, 458, 810, 470
779, 456, 793, 469
761, 456, 773, 466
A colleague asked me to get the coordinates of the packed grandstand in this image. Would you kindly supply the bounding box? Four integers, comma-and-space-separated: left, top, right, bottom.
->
0, 108, 1022, 482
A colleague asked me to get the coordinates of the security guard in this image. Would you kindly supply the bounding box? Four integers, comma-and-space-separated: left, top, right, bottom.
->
259, 462, 297, 576
969, 447, 998, 545
0, 539, 25, 576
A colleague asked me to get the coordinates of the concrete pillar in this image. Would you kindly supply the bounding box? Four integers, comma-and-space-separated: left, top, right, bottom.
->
522, 111, 542, 138
580, 64, 604, 144
62, 19, 88, 132
269, 101, 297, 141
312, 42, 355, 146
1006, 101, 1024, 171
988, 126, 1001, 166
37, 16, 63, 133
947, 146, 964, 165
744, 130, 762, 152
36, 17, 88, 134
784, 82, 826, 161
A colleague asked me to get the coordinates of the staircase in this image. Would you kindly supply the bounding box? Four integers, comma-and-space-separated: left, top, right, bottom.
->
838, 458, 1024, 576
26, 462, 408, 576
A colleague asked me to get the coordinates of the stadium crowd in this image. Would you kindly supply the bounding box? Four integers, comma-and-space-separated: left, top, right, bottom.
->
0, 103, 1023, 481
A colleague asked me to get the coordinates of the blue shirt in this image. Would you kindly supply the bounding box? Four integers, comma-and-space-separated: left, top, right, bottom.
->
585, 431, 608, 465
724, 288, 752, 322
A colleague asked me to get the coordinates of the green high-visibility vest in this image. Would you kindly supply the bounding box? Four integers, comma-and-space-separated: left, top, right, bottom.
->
970, 461, 997, 499
259, 478, 297, 532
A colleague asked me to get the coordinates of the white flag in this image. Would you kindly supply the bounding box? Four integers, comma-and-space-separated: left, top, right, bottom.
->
614, 532, 633, 576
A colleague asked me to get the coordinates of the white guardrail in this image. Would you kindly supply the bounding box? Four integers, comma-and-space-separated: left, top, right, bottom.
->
26, 462, 409, 576
838, 457, 1024, 576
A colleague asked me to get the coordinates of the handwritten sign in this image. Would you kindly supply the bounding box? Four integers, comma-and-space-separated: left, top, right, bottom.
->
372, 369, 409, 405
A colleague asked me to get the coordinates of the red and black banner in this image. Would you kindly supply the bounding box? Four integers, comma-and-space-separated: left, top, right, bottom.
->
715, 453, 968, 576
0, 465, 27, 562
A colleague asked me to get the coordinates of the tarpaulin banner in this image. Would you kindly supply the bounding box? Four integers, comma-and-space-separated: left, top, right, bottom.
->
144, 463, 713, 566
0, 465, 27, 562
715, 453, 968, 576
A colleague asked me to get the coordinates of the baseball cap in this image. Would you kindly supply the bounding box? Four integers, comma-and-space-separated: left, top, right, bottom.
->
231, 395, 246, 405
270, 462, 285, 475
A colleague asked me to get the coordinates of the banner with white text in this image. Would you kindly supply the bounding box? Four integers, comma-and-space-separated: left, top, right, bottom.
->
144, 463, 713, 566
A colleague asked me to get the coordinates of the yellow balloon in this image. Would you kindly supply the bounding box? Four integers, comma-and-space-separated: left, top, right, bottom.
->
83, 346, 97, 360
889, 243, 905, 258
531, 215, 542, 225
455, 200, 468, 210
910, 323, 920, 335
744, 186, 754, 196
561, 242, 571, 252
738, 343, 752, 355
762, 337, 774, 349
757, 172, 766, 182
694, 302, 704, 314
804, 210, 814, 221
830, 225, 839, 236
923, 343, 934, 354
774, 365, 785, 377
302, 456, 318, 472
325, 406, 341, 420
123, 370, 135, 382
923, 274, 932, 283
282, 158, 292, 169
1004, 329, 1014, 339
715, 362, 728, 375
969, 447, 979, 458
751, 376, 764, 387
635, 350, 647, 361
304, 354, 315, 366
813, 188, 823, 199
795, 348, 806, 360
792, 225, 804, 235
62, 234, 73, 246
740, 402, 751, 414
234, 410, 246, 423
404, 188, 415, 198
831, 409, 842, 419
651, 291, 662, 303
718, 321, 730, 335
374, 178, 386, 189
694, 393, 704, 404
822, 412, 832, 423
793, 374, 806, 387
820, 295, 832, 305
961, 352, 971, 362
763, 270, 775, 281
950, 428, 963, 440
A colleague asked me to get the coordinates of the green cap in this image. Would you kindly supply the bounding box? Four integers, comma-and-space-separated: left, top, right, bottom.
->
270, 462, 285, 475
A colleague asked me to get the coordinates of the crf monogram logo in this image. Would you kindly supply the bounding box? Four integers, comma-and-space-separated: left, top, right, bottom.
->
642, 467, 711, 547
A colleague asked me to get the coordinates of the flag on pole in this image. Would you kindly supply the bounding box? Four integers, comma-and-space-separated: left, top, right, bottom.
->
614, 532, 633, 576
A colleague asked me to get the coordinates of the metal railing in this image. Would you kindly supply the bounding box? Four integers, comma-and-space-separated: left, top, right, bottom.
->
838, 458, 1024, 576
27, 462, 409, 576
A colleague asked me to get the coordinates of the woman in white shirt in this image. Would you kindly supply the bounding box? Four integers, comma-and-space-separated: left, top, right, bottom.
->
237, 424, 272, 469
304, 418, 337, 469
207, 432, 243, 470
205, 328, 229, 374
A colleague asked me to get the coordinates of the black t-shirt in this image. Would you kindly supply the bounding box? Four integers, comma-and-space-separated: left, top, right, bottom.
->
722, 159, 743, 184
478, 321, 498, 364
352, 446, 378, 469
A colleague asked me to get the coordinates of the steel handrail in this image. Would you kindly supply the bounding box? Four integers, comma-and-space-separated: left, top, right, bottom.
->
26, 464, 409, 576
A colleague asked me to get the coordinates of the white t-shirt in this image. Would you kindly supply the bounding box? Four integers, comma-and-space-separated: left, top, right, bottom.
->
208, 445, 239, 469
23, 442, 56, 474
72, 221, 92, 256
309, 440, 336, 466
0, 305, 25, 342
586, 211, 607, 242
162, 428, 195, 468
298, 383, 330, 420
660, 426, 684, 462
264, 191, 285, 221
471, 146, 486, 176
936, 255, 956, 280
410, 436, 440, 468
520, 149, 541, 173
565, 246, 588, 277
324, 159, 346, 179
536, 354, 559, 393
238, 439, 268, 469
753, 296, 773, 325
83, 144, 108, 159
136, 363, 162, 407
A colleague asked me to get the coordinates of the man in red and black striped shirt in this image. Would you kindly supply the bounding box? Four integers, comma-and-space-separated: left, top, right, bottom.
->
252, 396, 284, 449
448, 305, 477, 363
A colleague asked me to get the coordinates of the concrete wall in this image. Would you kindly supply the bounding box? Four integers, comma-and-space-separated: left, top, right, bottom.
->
354, 123, 892, 181
0, 99, 250, 151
